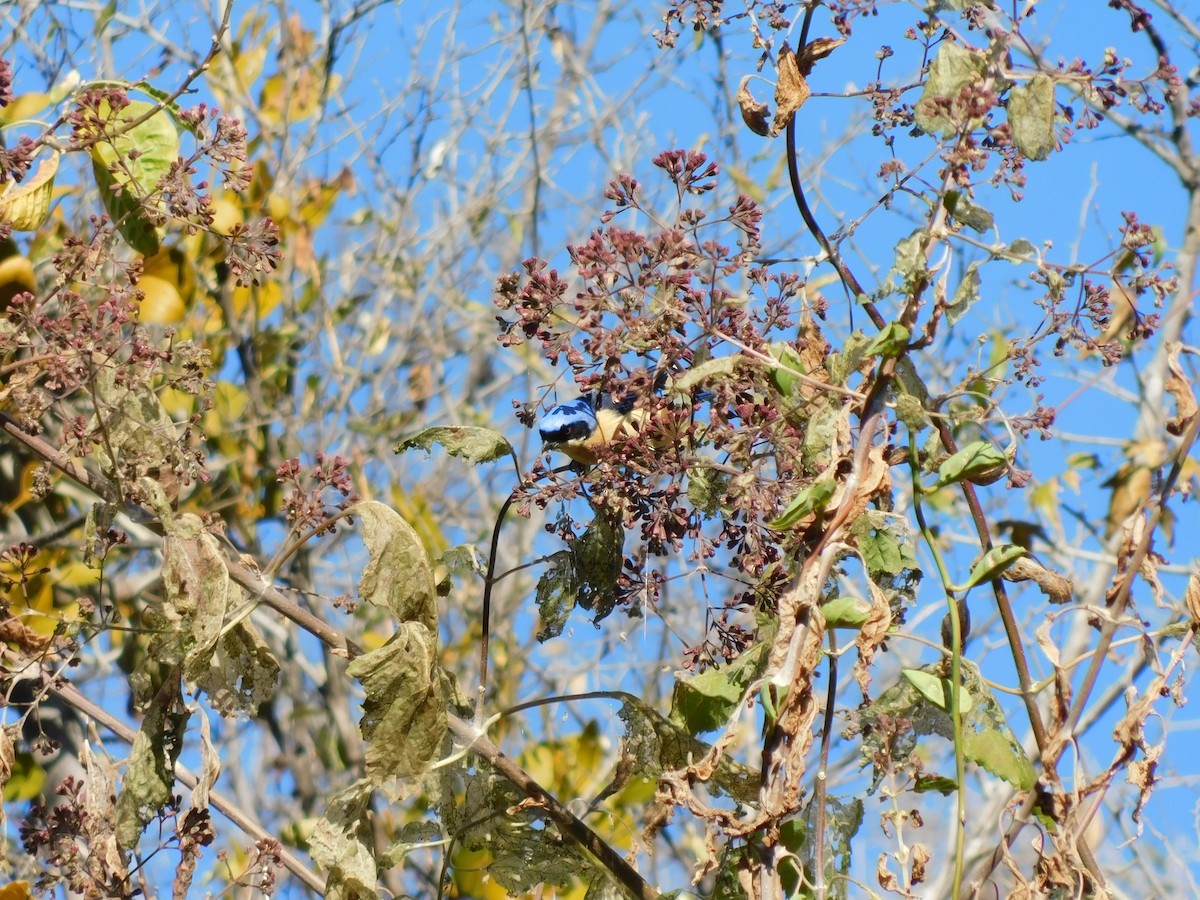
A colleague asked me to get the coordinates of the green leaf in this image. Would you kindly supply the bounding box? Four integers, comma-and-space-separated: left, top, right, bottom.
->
572, 514, 625, 623
352, 500, 437, 632
854, 517, 918, 577
902, 668, 972, 714
944, 191, 994, 233
914, 42, 988, 137
952, 544, 1027, 592
669, 642, 768, 733
820, 595, 874, 629
85, 98, 179, 255
861, 662, 1035, 792
914, 774, 958, 794
934, 440, 1009, 487
346, 624, 446, 782
768, 478, 836, 529
863, 322, 910, 360
1008, 73, 1056, 161
768, 342, 806, 395
394, 425, 513, 464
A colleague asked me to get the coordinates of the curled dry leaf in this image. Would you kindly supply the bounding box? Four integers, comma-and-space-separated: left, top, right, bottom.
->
795, 36, 847, 75
737, 75, 770, 136
1003, 556, 1073, 604
1163, 343, 1198, 436
1184, 569, 1200, 628
771, 44, 810, 136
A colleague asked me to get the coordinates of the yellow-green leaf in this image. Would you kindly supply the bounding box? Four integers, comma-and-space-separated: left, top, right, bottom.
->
0, 151, 59, 231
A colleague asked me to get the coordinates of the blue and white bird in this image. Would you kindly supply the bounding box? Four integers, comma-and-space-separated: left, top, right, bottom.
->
537, 392, 642, 466
537, 379, 713, 466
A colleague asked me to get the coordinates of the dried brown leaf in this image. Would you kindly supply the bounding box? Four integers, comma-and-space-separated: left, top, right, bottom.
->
1003, 556, 1073, 604
1184, 570, 1200, 628
853, 577, 893, 696
737, 75, 771, 136
771, 44, 810, 136
795, 36, 846, 75
1164, 342, 1198, 435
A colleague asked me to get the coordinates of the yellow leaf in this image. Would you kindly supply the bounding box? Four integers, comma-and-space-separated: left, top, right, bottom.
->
209, 193, 244, 236
139, 246, 196, 324
0, 882, 31, 900
0, 249, 35, 309
0, 91, 50, 125
137, 274, 185, 324
1029, 478, 1062, 531
0, 151, 60, 231
229, 280, 283, 322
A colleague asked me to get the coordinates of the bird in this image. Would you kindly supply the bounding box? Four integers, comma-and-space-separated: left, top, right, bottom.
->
537, 379, 713, 466
537, 392, 642, 466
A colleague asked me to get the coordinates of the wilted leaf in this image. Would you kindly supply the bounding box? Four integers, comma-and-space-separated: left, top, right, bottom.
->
0, 151, 59, 231
795, 36, 846, 74
619, 694, 759, 803
1163, 343, 1198, 435
686, 464, 728, 516
1185, 570, 1200, 628
0, 726, 13, 804
116, 697, 189, 849
194, 619, 280, 716
162, 517, 234, 692
352, 500, 437, 631
572, 513, 624, 622
1008, 73, 1056, 161
80, 742, 127, 888
737, 75, 770, 136
771, 44, 811, 136
91, 366, 182, 477
672, 354, 736, 395
914, 42, 988, 137
865, 662, 1035, 791
394, 425, 513, 464
534, 550, 575, 642
946, 260, 984, 325
670, 642, 767, 733
346, 624, 446, 782
310, 779, 378, 897
1002, 556, 1073, 604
